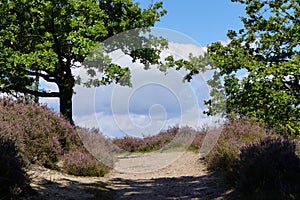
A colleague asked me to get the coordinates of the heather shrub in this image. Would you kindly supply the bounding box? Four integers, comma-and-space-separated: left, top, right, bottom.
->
295, 137, 300, 156
234, 137, 300, 200
0, 138, 31, 199
205, 117, 269, 180
162, 127, 200, 151
112, 126, 180, 152
0, 97, 82, 169
77, 127, 117, 168
112, 126, 203, 152
63, 151, 109, 177
113, 136, 143, 152
190, 131, 205, 150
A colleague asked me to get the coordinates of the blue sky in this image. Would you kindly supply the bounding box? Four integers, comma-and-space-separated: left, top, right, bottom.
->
42, 1, 247, 138
138, 0, 245, 46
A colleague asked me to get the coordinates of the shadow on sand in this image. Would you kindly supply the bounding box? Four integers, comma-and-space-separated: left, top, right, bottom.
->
111, 173, 233, 200
28, 178, 114, 200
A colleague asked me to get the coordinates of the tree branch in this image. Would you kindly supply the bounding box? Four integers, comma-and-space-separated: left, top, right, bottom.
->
26, 70, 57, 83
1, 86, 60, 98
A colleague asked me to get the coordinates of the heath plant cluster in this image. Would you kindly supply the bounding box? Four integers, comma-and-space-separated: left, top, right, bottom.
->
112, 117, 300, 199
0, 138, 31, 199
1, 97, 299, 199
205, 117, 300, 199
236, 137, 300, 200
0, 98, 109, 198
112, 126, 206, 152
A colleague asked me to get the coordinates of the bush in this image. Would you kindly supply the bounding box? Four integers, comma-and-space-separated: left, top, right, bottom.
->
0, 98, 112, 177
235, 137, 300, 200
205, 117, 269, 180
112, 126, 204, 152
294, 136, 300, 156
0, 97, 82, 169
63, 151, 109, 177
190, 132, 205, 150
112, 126, 180, 152
0, 138, 31, 199
76, 127, 117, 168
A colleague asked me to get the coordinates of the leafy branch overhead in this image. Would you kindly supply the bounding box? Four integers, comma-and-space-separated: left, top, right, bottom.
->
0, 0, 167, 124
206, 0, 300, 134
160, 52, 213, 82
168, 0, 300, 135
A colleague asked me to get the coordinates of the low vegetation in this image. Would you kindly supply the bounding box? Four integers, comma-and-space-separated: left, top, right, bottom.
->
0, 138, 31, 199
235, 137, 300, 200
203, 117, 300, 199
204, 117, 270, 181
63, 151, 109, 177
112, 126, 205, 152
76, 127, 118, 168
1, 97, 299, 199
0, 98, 111, 198
0, 98, 82, 169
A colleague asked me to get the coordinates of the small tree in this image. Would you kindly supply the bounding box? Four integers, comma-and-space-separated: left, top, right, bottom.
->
0, 0, 167, 124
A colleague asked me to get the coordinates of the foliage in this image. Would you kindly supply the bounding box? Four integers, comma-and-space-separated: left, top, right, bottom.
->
112, 126, 204, 152
204, 0, 300, 135
76, 127, 118, 168
234, 137, 300, 200
0, 97, 82, 169
113, 126, 180, 152
189, 130, 206, 150
0, 138, 31, 199
63, 151, 109, 177
295, 137, 300, 156
205, 117, 269, 180
0, 0, 167, 124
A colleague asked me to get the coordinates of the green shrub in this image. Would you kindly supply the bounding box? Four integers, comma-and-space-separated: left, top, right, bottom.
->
63, 151, 109, 177
235, 137, 300, 200
0, 138, 31, 199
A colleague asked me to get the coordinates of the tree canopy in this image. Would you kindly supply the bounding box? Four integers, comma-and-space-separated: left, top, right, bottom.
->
0, 0, 167, 124
205, 0, 300, 134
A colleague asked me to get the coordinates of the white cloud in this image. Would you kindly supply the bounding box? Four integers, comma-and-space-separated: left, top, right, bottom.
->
39, 78, 59, 92
39, 97, 59, 112
42, 41, 224, 138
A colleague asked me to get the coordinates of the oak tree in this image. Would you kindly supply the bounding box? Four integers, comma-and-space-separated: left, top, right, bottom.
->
0, 0, 166, 124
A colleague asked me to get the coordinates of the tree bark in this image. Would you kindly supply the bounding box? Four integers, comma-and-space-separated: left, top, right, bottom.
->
59, 86, 74, 125
58, 68, 75, 126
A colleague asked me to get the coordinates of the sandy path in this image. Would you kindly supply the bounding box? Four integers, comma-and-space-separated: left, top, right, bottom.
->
28, 151, 232, 199
107, 151, 231, 200
28, 165, 111, 200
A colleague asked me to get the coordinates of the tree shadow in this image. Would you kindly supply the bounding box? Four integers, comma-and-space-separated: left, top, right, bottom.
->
111, 172, 233, 200
28, 177, 114, 200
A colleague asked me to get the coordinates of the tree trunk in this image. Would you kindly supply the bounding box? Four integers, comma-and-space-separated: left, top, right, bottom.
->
59, 86, 74, 126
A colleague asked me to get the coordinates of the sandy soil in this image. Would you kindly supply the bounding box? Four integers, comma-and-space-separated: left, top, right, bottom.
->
28, 151, 232, 200
28, 165, 111, 200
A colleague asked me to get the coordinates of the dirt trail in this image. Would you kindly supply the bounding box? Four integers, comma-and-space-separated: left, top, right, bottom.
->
108, 151, 231, 200
29, 151, 232, 199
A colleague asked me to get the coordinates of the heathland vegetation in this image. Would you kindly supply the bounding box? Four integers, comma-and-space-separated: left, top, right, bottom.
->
1, 98, 299, 199
112, 116, 300, 199
0, 98, 110, 198
1, 0, 300, 199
